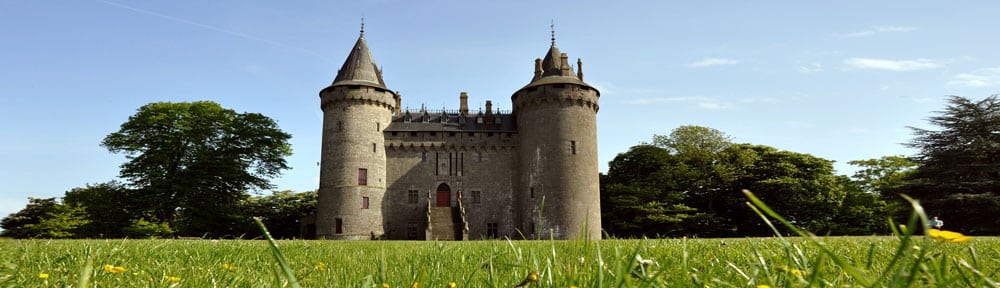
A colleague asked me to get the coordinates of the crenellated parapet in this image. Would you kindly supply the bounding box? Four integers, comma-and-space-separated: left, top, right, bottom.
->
512, 84, 599, 113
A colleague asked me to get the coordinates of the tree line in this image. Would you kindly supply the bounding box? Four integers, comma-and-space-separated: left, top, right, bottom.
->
3, 95, 1000, 238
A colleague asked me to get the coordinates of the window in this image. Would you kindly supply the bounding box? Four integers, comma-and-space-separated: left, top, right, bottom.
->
530, 187, 534, 199
358, 168, 368, 186
487, 223, 499, 238
406, 222, 419, 240
376, 122, 380, 131
421, 152, 427, 162
570, 140, 577, 155
373, 143, 377, 153
408, 190, 419, 204
362, 197, 369, 209
470, 190, 481, 204
335, 218, 343, 234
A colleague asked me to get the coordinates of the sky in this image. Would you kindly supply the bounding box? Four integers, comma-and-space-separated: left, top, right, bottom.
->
3, 1, 1000, 220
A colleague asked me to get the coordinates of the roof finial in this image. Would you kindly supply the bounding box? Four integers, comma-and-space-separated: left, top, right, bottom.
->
550, 20, 556, 46
360, 13, 365, 38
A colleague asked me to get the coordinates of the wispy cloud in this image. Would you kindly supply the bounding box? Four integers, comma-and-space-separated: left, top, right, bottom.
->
838, 26, 918, 38
844, 58, 942, 71
948, 67, 1000, 87
624, 96, 732, 110
799, 63, 823, 73
687, 58, 739, 68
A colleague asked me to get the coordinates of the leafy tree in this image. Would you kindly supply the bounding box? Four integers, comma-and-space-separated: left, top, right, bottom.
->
123, 218, 174, 239
101, 101, 292, 237
714, 144, 845, 236
846, 156, 916, 227
62, 181, 141, 238
825, 176, 889, 235
247, 190, 318, 239
1, 198, 60, 238
900, 95, 1000, 234
653, 126, 732, 214
601, 145, 714, 237
1, 198, 89, 239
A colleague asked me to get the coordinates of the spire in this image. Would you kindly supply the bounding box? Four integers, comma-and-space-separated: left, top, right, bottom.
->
330, 31, 387, 89
360, 15, 365, 38
550, 20, 556, 46
519, 25, 595, 92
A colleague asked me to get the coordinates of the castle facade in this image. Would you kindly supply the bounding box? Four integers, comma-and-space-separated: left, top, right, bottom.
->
315, 30, 601, 240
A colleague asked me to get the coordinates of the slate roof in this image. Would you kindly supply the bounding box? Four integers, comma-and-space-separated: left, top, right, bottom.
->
386, 109, 516, 132
329, 36, 387, 89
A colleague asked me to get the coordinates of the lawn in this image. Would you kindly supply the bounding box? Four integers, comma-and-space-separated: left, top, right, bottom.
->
0, 235, 996, 287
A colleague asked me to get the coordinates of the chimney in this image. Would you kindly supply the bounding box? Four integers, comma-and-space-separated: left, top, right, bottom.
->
460, 92, 469, 115
560, 53, 570, 76
577, 58, 584, 81
533, 58, 543, 80
485, 100, 493, 122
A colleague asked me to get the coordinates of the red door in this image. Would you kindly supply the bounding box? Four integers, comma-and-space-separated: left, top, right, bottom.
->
436, 183, 451, 207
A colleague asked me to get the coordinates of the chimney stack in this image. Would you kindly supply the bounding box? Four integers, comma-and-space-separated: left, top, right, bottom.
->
485, 100, 493, 122
460, 92, 469, 115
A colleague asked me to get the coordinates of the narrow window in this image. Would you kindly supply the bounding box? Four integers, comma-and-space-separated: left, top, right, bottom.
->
530, 188, 535, 199
408, 190, 419, 204
471, 190, 481, 204
421, 152, 427, 162
362, 197, 369, 209
487, 223, 498, 238
358, 168, 368, 186
570, 140, 577, 155
406, 222, 419, 240
335, 218, 343, 234
376, 122, 380, 131
373, 143, 377, 153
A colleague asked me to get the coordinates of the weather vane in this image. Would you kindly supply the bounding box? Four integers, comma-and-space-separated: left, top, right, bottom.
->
550, 20, 556, 46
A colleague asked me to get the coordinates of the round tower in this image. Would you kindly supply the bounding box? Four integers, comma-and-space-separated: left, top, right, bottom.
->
512, 39, 601, 240
316, 32, 397, 240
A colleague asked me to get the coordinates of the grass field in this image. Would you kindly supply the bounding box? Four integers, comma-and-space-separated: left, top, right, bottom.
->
0, 235, 997, 287
2, 195, 996, 287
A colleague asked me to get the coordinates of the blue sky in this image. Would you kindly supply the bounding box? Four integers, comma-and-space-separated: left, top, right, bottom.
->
3, 1, 1000, 220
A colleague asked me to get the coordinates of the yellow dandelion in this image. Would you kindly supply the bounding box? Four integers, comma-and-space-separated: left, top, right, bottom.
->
382, 283, 390, 288
790, 268, 807, 276
757, 285, 772, 288
515, 271, 539, 287
315, 262, 327, 271
928, 229, 973, 243
447, 282, 456, 288
164, 276, 181, 282
102, 264, 127, 273
38, 273, 49, 279
410, 281, 419, 288
223, 263, 237, 271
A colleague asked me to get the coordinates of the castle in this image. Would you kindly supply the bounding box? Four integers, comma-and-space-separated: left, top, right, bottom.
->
315, 28, 601, 240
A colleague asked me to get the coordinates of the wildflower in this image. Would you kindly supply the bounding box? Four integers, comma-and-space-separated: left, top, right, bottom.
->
102, 264, 127, 273
928, 229, 973, 243
515, 271, 539, 287
410, 281, 419, 288
164, 276, 181, 282
382, 284, 390, 288
447, 282, 456, 288
37, 273, 49, 279
315, 262, 327, 271
223, 263, 237, 271
790, 268, 807, 276
757, 285, 772, 288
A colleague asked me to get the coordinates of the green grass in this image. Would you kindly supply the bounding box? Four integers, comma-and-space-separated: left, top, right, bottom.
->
0, 236, 996, 287
2, 196, 996, 287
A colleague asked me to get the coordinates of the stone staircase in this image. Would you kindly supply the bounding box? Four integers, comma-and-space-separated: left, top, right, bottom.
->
427, 207, 459, 240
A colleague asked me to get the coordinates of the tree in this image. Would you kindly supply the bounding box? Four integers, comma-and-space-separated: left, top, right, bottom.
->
847, 156, 916, 226
101, 101, 292, 237
900, 95, 1000, 234
62, 181, 140, 238
247, 190, 318, 239
653, 126, 732, 214
1, 198, 60, 238
601, 145, 715, 237
0, 197, 89, 239
714, 144, 845, 236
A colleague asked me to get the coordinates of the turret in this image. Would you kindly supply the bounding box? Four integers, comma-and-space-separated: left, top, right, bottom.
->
511, 35, 601, 240
316, 29, 397, 240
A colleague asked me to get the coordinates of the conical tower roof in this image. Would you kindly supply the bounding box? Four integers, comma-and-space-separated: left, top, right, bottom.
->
517, 43, 595, 92
330, 35, 387, 89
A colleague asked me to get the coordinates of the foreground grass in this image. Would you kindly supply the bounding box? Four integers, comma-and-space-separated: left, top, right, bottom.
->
0, 235, 997, 287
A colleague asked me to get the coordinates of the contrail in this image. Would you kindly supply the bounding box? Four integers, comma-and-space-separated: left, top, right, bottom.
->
96, 0, 334, 63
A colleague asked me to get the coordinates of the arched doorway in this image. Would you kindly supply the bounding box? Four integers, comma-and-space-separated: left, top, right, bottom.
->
436, 183, 451, 207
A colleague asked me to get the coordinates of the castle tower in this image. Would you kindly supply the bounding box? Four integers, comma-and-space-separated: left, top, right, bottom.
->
316, 30, 397, 240
512, 37, 602, 240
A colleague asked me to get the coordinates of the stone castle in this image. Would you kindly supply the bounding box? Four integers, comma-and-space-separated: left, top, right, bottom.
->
315, 28, 601, 240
